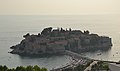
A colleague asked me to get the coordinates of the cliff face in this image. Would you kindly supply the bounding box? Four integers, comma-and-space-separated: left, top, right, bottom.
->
10, 27, 112, 55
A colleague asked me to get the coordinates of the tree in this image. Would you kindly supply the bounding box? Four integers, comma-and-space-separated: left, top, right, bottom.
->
0, 65, 47, 71
41, 27, 52, 35
23, 33, 30, 38
26, 66, 34, 71
41, 67, 47, 71
84, 30, 89, 35
69, 28, 72, 31
33, 65, 41, 71
3, 65, 8, 71
38, 33, 41, 37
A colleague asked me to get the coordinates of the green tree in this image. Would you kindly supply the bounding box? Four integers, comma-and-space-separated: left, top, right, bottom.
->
7, 68, 15, 71
41, 67, 47, 71
3, 65, 8, 71
33, 65, 41, 71
26, 66, 34, 71
0, 65, 47, 71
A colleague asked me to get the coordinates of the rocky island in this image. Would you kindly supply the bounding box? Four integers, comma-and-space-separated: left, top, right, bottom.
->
10, 27, 112, 55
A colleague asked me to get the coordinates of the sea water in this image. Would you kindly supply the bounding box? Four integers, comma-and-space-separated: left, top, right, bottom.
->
0, 15, 120, 70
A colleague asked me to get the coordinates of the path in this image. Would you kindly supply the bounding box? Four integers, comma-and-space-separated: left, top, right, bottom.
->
84, 61, 98, 71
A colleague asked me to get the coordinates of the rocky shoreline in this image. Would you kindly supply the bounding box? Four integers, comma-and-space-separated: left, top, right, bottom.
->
10, 27, 112, 56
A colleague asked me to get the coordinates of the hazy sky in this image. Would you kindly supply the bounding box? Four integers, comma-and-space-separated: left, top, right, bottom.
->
0, 0, 120, 15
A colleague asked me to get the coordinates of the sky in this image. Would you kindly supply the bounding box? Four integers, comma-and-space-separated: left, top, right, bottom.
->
0, 0, 120, 15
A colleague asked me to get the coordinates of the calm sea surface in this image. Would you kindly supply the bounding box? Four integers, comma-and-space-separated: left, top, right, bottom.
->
0, 15, 120, 70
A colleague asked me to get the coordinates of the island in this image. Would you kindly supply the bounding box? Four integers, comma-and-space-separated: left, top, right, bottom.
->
10, 27, 112, 55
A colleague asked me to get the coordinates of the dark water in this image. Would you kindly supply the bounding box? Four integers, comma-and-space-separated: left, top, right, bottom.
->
0, 15, 120, 70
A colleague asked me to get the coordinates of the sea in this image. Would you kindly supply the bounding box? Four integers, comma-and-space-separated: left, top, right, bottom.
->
0, 15, 120, 70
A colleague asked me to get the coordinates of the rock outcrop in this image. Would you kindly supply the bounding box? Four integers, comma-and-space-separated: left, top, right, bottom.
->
10, 27, 112, 55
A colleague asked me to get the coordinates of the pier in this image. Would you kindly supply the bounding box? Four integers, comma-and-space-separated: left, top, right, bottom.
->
65, 50, 90, 60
